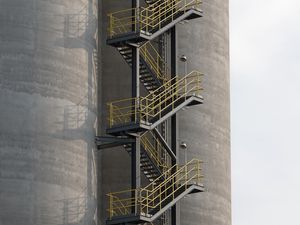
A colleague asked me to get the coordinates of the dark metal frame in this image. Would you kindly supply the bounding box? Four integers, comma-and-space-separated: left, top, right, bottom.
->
131, 0, 141, 215
170, 26, 178, 225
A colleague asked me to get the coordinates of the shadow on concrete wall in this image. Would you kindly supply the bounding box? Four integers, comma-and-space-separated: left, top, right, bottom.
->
52, 2, 98, 225
37, 188, 93, 225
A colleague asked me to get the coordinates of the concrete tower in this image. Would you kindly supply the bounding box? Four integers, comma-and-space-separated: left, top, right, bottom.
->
177, 1, 231, 224
99, 1, 230, 225
0, 1, 98, 224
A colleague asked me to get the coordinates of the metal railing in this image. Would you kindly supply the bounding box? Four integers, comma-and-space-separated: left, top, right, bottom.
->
140, 41, 170, 82
107, 159, 203, 219
107, 71, 203, 128
107, 0, 202, 38
141, 131, 172, 174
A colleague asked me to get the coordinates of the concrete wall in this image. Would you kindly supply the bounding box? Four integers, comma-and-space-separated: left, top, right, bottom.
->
0, 0, 98, 224
177, 1, 231, 225
100, 0, 230, 225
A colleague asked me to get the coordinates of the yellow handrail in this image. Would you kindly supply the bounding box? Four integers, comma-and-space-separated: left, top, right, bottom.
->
141, 131, 172, 174
107, 71, 203, 128
107, 159, 203, 219
107, 0, 202, 38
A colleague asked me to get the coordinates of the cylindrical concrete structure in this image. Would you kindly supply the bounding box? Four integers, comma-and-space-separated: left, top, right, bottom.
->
177, 1, 231, 225
0, 1, 98, 224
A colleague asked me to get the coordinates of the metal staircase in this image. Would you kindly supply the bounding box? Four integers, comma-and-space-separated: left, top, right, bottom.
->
107, 0, 203, 46
107, 71, 203, 135
116, 42, 169, 92
123, 130, 172, 182
98, 1, 205, 225
106, 159, 204, 225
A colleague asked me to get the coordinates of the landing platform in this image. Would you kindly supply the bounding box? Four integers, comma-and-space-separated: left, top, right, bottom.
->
106, 184, 204, 225
106, 95, 203, 136
107, 8, 203, 47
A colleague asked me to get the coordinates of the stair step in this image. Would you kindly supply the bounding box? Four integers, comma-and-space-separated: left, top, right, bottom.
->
144, 84, 157, 88
140, 74, 155, 78
140, 70, 149, 74
120, 53, 132, 58
145, 174, 159, 178
140, 75, 155, 79
144, 170, 158, 173
141, 165, 155, 169
142, 79, 156, 83
143, 169, 157, 173
142, 82, 156, 86
141, 163, 153, 167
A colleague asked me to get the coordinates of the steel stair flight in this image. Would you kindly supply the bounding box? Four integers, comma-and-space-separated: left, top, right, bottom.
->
106, 159, 204, 225
116, 42, 169, 92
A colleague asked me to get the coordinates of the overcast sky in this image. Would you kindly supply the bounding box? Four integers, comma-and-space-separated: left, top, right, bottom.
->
231, 1, 300, 225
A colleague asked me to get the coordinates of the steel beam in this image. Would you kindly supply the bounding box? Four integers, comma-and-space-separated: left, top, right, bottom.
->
95, 136, 135, 150
131, 0, 141, 214
170, 26, 179, 225
153, 128, 176, 160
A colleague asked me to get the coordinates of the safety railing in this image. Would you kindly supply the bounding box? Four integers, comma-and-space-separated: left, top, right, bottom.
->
140, 41, 170, 82
107, 0, 202, 38
106, 194, 131, 218
107, 159, 203, 219
107, 71, 203, 128
141, 131, 172, 174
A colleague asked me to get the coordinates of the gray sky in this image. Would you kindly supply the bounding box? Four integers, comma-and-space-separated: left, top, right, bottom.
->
231, 0, 300, 225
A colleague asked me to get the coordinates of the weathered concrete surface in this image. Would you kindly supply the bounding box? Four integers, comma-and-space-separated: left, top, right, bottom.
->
177, 1, 231, 225
99, 1, 133, 224
99, 1, 230, 225
0, 0, 98, 224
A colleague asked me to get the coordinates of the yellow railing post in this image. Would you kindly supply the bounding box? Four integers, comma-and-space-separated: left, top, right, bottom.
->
138, 189, 142, 215
146, 9, 148, 33
159, 5, 161, 30
185, 163, 188, 189
134, 98, 138, 123
109, 103, 113, 127
146, 190, 149, 215
160, 185, 162, 210
146, 98, 148, 123
199, 73, 202, 95
172, 176, 175, 199
108, 14, 113, 37
156, 54, 159, 77
197, 161, 200, 184
109, 195, 113, 219
184, 77, 187, 99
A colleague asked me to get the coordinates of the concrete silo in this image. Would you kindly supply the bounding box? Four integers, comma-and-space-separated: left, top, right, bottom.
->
99, 1, 230, 225
0, 0, 230, 224
0, 0, 98, 224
